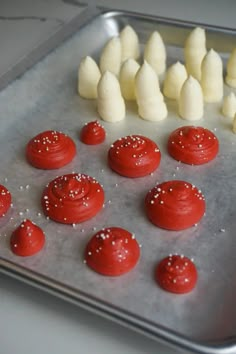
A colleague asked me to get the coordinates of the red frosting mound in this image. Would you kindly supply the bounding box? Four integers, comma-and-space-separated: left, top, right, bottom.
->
145, 180, 205, 230
156, 254, 198, 294
42, 173, 105, 224
168, 126, 219, 165
0, 185, 11, 217
80, 120, 106, 145
108, 135, 161, 178
26, 130, 76, 169
10, 219, 45, 257
85, 227, 140, 276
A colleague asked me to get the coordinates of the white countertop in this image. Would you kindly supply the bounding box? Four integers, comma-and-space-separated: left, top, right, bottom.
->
0, 1, 235, 353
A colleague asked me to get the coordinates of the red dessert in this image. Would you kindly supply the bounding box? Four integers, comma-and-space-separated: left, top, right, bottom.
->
42, 173, 104, 224
168, 126, 219, 165
156, 254, 198, 294
108, 135, 161, 178
26, 130, 76, 169
10, 219, 45, 257
145, 180, 205, 230
80, 120, 106, 145
0, 185, 11, 217
85, 227, 140, 276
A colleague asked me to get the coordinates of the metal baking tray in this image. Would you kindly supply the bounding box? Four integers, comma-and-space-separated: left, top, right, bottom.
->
0, 8, 236, 354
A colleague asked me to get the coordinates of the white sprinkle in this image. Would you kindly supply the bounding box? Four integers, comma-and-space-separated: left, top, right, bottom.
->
220, 228, 225, 233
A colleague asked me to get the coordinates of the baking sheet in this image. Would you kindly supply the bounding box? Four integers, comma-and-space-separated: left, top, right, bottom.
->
0, 9, 236, 354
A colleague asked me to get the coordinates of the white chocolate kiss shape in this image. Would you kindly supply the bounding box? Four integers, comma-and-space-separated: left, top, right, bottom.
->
144, 31, 166, 75
163, 62, 188, 100
135, 61, 167, 121
179, 76, 204, 120
222, 92, 236, 118
120, 25, 140, 62
120, 59, 140, 100
201, 49, 223, 103
78, 56, 101, 99
184, 27, 206, 81
226, 48, 236, 88
99, 37, 121, 76
97, 71, 125, 123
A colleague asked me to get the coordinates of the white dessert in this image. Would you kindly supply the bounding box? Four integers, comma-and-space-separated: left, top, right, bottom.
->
184, 27, 206, 81
222, 92, 236, 118
120, 25, 140, 62
120, 59, 140, 100
201, 49, 223, 102
97, 71, 125, 122
78, 56, 101, 99
226, 48, 236, 88
135, 61, 167, 121
163, 62, 188, 99
179, 76, 204, 120
233, 113, 236, 133
99, 37, 121, 76
144, 31, 166, 75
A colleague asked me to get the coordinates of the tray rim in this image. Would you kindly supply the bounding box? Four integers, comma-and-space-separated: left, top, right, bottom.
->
1, 8, 236, 354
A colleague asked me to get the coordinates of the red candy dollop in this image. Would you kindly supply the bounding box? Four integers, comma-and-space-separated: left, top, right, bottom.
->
26, 130, 76, 169
42, 173, 105, 224
0, 185, 11, 217
80, 120, 106, 145
85, 227, 140, 276
10, 219, 45, 257
145, 180, 205, 230
168, 126, 219, 165
156, 254, 198, 294
108, 135, 161, 178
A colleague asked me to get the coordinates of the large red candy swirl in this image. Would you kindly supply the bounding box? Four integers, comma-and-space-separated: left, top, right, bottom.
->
0, 185, 11, 217
10, 219, 45, 257
26, 130, 76, 169
108, 135, 161, 178
42, 173, 105, 224
80, 120, 106, 145
145, 180, 205, 230
85, 227, 140, 276
156, 254, 198, 294
167, 126, 219, 165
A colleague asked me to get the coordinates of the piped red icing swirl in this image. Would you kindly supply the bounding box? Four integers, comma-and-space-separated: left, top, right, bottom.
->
80, 120, 106, 145
85, 227, 140, 276
108, 135, 161, 178
42, 173, 105, 224
10, 219, 45, 257
145, 180, 205, 230
26, 130, 76, 169
168, 126, 219, 165
156, 254, 198, 294
0, 185, 11, 217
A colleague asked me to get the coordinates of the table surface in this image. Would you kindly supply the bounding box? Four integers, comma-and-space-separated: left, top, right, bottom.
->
1, 1, 235, 353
